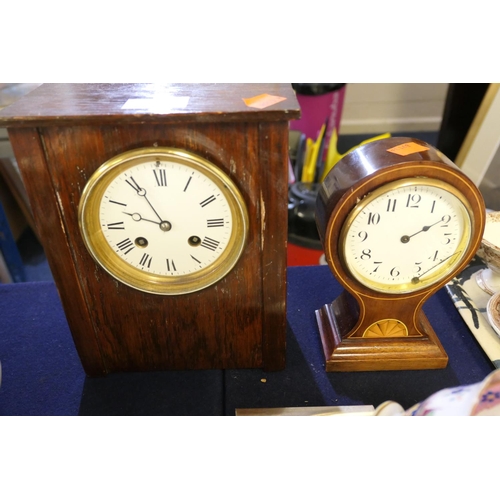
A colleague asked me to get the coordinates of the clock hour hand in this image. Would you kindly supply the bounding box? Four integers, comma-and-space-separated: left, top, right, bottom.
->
123, 211, 159, 225
123, 212, 172, 232
401, 216, 448, 243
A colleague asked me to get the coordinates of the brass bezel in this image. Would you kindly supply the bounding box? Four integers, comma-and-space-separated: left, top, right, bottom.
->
78, 147, 249, 295
339, 177, 473, 294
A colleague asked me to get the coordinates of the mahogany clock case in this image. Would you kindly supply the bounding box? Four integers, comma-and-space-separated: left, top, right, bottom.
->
0, 84, 300, 376
315, 137, 486, 371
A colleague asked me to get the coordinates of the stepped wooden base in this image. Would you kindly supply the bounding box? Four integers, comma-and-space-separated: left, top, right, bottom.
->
315, 292, 448, 372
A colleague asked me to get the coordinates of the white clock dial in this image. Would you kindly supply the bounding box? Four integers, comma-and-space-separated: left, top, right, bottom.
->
100, 160, 232, 276
79, 148, 248, 295
341, 179, 472, 294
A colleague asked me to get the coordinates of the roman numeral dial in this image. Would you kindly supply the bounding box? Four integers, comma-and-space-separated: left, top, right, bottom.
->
79, 148, 249, 295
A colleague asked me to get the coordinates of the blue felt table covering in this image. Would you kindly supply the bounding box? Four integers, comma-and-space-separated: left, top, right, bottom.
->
0, 266, 494, 415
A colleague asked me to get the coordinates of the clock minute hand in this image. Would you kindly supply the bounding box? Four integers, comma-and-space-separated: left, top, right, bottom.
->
413, 251, 462, 282
126, 176, 165, 223
143, 195, 165, 223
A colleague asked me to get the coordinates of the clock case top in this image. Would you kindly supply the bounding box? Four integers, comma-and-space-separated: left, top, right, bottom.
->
0, 84, 300, 376
0, 83, 297, 127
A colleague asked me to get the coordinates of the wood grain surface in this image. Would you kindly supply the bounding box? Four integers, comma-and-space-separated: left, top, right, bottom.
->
2, 84, 300, 375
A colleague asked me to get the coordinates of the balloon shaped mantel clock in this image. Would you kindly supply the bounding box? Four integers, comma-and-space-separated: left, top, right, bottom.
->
315, 137, 486, 372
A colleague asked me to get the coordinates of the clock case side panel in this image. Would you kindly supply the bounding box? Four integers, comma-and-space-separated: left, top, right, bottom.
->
36, 122, 271, 373
258, 121, 289, 371
6, 127, 107, 375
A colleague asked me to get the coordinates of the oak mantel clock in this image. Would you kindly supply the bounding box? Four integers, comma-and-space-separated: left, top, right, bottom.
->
315, 137, 485, 372
0, 84, 300, 376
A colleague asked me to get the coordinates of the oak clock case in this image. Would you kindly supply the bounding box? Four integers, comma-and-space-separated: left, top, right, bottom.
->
79, 147, 249, 295
315, 137, 485, 372
0, 83, 300, 376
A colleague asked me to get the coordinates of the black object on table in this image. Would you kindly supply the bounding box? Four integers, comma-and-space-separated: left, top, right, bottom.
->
0, 266, 494, 415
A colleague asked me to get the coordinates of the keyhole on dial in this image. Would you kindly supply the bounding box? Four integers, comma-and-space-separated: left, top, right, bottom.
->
135, 237, 148, 248
188, 236, 201, 246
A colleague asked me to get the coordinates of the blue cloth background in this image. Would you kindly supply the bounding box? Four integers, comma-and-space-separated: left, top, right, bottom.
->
0, 266, 494, 415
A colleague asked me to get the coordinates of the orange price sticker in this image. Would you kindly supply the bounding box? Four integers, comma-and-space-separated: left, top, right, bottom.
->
243, 94, 287, 109
387, 142, 429, 157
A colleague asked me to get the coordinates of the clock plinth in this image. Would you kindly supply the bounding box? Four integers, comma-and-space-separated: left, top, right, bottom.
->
315, 290, 448, 372
0, 84, 300, 376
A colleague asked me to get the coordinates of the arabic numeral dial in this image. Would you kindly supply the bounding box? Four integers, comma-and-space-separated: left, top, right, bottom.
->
342, 180, 469, 293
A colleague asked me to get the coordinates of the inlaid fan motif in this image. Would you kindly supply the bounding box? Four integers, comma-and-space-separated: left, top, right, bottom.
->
363, 319, 408, 338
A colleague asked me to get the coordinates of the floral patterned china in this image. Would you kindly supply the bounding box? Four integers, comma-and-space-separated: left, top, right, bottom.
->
404, 368, 500, 416
476, 211, 500, 295
487, 291, 500, 337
